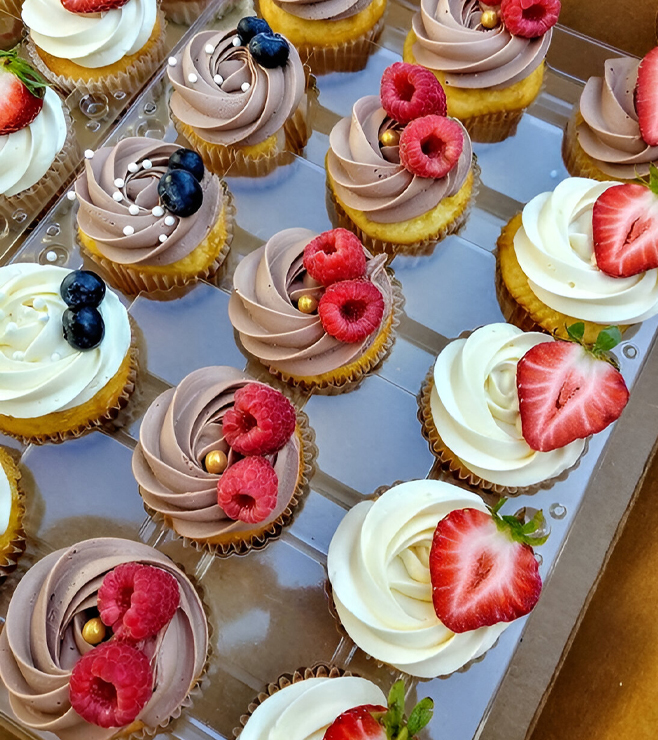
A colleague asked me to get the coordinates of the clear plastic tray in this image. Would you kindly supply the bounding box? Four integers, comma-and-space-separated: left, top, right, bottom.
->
1, 6, 656, 740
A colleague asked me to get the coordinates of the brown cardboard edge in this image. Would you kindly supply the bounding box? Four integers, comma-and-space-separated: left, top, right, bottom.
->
477, 333, 658, 740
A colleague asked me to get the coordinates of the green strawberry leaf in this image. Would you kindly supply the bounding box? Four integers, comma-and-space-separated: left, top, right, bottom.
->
0, 47, 49, 99
566, 322, 585, 343
385, 680, 405, 736
649, 163, 658, 196
593, 326, 622, 354
493, 506, 549, 547
407, 698, 434, 736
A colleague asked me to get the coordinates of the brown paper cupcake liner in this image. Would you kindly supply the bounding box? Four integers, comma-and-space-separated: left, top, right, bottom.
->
0, 0, 22, 18
0, 449, 26, 582
267, 270, 404, 394
235, 663, 354, 737
144, 407, 317, 558
460, 107, 525, 144
25, 14, 167, 97
81, 187, 236, 295
0, 106, 80, 215
327, 158, 480, 259
161, 0, 213, 24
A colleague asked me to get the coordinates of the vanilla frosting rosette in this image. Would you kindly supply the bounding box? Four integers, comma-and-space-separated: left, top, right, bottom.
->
132, 366, 314, 555
228, 227, 400, 389
565, 57, 658, 181
169, 28, 308, 176
0, 538, 208, 740
0, 264, 136, 443
76, 137, 233, 293
420, 323, 585, 490
328, 480, 510, 677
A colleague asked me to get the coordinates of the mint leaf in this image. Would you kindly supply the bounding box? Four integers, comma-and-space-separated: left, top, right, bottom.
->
593, 326, 622, 353
407, 698, 434, 736
566, 322, 585, 343
386, 680, 405, 735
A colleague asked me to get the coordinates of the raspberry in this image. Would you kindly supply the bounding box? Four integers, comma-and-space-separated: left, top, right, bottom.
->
223, 383, 296, 456
318, 280, 385, 344
217, 456, 278, 524
501, 0, 561, 38
303, 228, 367, 286
399, 115, 464, 179
69, 641, 153, 728
97, 563, 180, 642
380, 62, 447, 124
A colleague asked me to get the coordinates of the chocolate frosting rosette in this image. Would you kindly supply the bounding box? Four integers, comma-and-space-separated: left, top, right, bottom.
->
228, 227, 403, 391
0, 538, 208, 740
168, 23, 309, 177
132, 366, 316, 556
75, 137, 234, 294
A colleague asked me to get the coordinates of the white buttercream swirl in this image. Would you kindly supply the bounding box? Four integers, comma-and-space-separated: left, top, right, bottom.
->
240, 677, 387, 740
22, 0, 156, 68
328, 480, 510, 678
0, 264, 131, 418
430, 323, 584, 487
514, 177, 658, 324
0, 88, 67, 198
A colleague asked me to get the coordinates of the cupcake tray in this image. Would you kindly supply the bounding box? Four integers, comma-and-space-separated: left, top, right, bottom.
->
1, 6, 658, 740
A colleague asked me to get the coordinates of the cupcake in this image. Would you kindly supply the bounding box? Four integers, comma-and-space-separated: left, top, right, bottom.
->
497, 177, 658, 343
132, 366, 315, 556
0, 265, 137, 443
258, 0, 386, 75
22, 0, 166, 96
563, 48, 658, 182
0, 448, 26, 579
326, 62, 477, 257
327, 479, 548, 677
75, 138, 234, 294
168, 20, 309, 177
162, 0, 235, 25
419, 323, 629, 492
237, 670, 433, 739
228, 227, 401, 391
0, 49, 77, 209
0, 537, 208, 739
404, 0, 560, 142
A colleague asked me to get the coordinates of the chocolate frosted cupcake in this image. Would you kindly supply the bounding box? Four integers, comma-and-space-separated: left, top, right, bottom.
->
169, 23, 309, 177
75, 137, 234, 294
132, 366, 315, 556
563, 53, 658, 182
0, 538, 208, 739
228, 227, 402, 391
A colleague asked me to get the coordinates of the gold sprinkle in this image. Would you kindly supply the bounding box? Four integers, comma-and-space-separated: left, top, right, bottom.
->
480, 9, 499, 28
379, 129, 400, 147
205, 449, 228, 475
298, 294, 319, 314
82, 618, 106, 645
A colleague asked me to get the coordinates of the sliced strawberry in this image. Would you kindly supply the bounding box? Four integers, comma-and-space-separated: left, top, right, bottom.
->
593, 180, 658, 278
516, 327, 629, 452
0, 50, 47, 135
430, 506, 545, 634
324, 705, 386, 740
61, 0, 129, 13
636, 47, 658, 146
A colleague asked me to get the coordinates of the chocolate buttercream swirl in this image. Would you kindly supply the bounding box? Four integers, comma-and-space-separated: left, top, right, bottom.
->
272, 0, 371, 21
327, 95, 472, 223
169, 29, 305, 147
0, 538, 208, 740
132, 367, 302, 542
577, 57, 658, 179
75, 137, 223, 266
411, 0, 551, 90
228, 228, 394, 375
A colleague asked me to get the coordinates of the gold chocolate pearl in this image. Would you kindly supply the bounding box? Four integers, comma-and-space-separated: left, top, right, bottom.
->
298, 294, 318, 314
82, 617, 106, 645
379, 129, 400, 148
480, 9, 499, 28
205, 449, 228, 475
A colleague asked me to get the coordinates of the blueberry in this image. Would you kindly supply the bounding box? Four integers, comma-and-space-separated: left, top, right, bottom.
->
248, 32, 289, 69
237, 16, 271, 45
167, 148, 205, 182
60, 270, 106, 309
157, 169, 203, 218
62, 306, 105, 351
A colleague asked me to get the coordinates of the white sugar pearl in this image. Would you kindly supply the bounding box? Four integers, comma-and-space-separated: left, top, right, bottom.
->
213, 74, 224, 85
168, 57, 178, 66
84, 149, 94, 159
13, 351, 24, 361
129, 205, 140, 216
66, 190, 77, 201
164, 215, 175, 226
152, 206, 164, 217
205, 43, 215, 54
188, 73, 198, 83
159, 234, 168, 243
241, 81, 250, 92
232, 36, 240, 46
5, 322, 17, 333
51, 352, 61, 362
123, 225, 135, 236
38, 313, 49, 323
46, 251, 57, 262
142, 159, 152, 170
33, 297, 46, 309
127, 162, 139, 173
113, 191, 123, 202
114, 178, 125, 188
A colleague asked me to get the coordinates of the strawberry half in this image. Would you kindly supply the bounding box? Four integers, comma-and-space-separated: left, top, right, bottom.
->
636, 47, 658, 146
0, 49, 48, 136
516, 324, 629, 452
592, 169, 658, 278
430, 502, 547, 634
323, 680, 433, 740
61, 0, 130, 13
